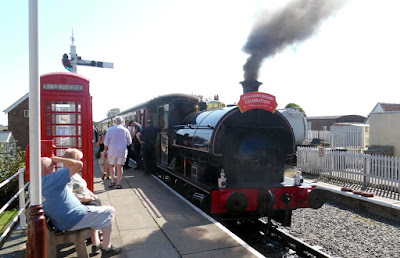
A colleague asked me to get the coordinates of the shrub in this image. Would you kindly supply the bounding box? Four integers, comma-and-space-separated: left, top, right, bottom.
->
0, 147, 26, 209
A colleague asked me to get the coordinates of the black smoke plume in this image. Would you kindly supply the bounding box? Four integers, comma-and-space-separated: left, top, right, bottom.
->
243, 0, 346, 80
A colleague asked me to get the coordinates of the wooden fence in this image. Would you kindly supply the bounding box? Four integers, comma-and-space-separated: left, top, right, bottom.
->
297, 147, 400, 194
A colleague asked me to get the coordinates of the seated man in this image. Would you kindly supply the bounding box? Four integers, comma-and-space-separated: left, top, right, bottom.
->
40, 156, 122, 255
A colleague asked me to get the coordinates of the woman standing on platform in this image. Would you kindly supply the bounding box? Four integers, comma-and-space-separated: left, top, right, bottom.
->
97, 129, 110, 180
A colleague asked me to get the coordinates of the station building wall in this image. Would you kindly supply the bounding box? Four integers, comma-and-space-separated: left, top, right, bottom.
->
369, 112, 400, 157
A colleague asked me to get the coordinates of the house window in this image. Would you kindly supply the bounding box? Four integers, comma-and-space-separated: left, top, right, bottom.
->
24, 110, 29, 117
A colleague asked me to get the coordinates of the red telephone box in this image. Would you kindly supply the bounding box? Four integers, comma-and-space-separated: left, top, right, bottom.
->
40, 72, 94, 191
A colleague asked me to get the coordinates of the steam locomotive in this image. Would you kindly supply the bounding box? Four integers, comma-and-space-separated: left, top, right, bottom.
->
100, 80, 323, 226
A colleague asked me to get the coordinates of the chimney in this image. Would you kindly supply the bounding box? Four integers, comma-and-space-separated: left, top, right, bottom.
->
240, 80, 262, 94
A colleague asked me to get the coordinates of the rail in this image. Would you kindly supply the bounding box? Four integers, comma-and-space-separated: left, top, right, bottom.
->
0, 167, 29, 247
297, 147, 400, 197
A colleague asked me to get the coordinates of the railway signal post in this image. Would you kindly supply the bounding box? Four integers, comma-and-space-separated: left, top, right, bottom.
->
62, 32, 114, 73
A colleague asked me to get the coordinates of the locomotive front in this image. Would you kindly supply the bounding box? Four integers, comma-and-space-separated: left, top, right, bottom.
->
170, 80, 323, 224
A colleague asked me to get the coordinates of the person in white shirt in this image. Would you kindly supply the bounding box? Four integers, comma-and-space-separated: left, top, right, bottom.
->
104, 116, 132, 189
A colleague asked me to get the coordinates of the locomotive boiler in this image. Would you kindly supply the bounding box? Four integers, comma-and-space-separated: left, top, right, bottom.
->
113, 80, 324, 226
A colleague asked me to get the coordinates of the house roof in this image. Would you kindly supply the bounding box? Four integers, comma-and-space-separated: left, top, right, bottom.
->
3, 93, 29, 114
379, 103, 400, 112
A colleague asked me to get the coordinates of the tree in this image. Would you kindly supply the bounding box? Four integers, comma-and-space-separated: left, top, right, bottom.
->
106, 108, 120, 118
285, 103, 306, 117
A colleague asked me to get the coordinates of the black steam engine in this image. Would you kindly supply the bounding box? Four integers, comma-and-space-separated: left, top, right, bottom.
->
118, 80, 323, 226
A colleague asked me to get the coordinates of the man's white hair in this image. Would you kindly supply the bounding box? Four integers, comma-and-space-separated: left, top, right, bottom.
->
115, 116, 123, 125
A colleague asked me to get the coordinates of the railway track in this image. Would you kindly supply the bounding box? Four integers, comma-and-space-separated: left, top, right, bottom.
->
268, 224, 332, 257
159, 173, 332, 257
220, 218, 333, 258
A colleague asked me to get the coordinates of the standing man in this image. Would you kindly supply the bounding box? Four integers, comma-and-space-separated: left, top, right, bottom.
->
132, 120, 143, 170
136, 120, 160, 175
40, 156, 122, 255
104, 116, 132, 189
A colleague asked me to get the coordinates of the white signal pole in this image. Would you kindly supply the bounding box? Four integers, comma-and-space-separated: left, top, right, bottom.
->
70, 31, 78, 73
64, 32, 114, 73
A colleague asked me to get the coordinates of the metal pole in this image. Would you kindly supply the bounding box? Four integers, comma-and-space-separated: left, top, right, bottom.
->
17, 168, 27, 229
70, 32, 77, 73
27, 0, 46, 257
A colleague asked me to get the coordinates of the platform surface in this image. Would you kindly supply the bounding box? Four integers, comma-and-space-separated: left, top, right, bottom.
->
0, 151, 262, 258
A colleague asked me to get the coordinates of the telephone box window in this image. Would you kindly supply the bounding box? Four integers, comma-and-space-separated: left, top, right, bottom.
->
52, 114, 76, 124
52, 101, 76, 112
78, 114, 82, 124
52, 125, 77, 136
78, 126, 82, 136
54, 137, 76, 148
56, 149, 66, 157
77, 102, 81, 112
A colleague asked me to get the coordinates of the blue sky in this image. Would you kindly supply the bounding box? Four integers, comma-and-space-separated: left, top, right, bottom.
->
1, 0, 400, 126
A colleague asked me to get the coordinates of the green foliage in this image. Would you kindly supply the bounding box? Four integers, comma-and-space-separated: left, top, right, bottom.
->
106, 108, 120, 118
285, 103, 307, 117
0, 209, 18, 235
0, 147, 26, 210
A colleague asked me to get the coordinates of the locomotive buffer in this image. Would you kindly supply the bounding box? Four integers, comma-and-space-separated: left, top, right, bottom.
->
62, 31, 114, 73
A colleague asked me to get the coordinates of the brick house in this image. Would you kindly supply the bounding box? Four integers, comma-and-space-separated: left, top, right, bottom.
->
3, 93, 29, 149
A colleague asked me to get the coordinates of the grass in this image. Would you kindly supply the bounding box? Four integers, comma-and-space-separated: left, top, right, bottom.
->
0, 209, 18, 236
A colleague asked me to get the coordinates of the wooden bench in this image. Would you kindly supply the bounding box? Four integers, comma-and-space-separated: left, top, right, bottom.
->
26, 207, 91, 258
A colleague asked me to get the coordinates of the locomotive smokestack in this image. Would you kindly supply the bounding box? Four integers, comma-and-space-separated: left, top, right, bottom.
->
240, 79, 262, 94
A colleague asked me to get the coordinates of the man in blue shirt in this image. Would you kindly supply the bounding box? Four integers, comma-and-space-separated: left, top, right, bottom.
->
41, 156, 122, 255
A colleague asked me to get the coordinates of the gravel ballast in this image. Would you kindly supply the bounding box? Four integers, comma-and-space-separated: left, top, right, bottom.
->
286, 202, 400, 258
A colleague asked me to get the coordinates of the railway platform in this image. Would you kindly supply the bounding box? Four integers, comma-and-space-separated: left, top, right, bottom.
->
0, 152, 263, 257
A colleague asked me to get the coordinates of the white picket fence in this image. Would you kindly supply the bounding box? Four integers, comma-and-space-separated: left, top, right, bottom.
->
330, 124, 368, 149
297, 147, 400, 194
305, 125, 368, 149
306, 130, 330, 143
